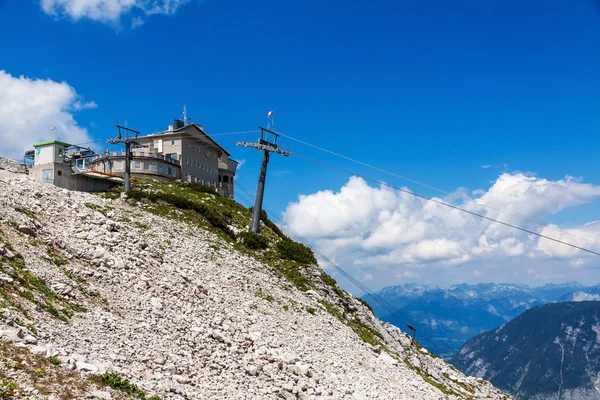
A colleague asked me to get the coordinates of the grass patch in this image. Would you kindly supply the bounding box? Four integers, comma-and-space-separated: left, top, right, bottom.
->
319, 300, 384, 348
306, 307, 316, 314
0, 380, 18, 398
84, 203, 110, 217
48, 356, 61, 367
126, 190, 236, 240
355, 296, 374, 313
0, 233, 86, 322
46, 247, 68, 267
94, 372, 156, 399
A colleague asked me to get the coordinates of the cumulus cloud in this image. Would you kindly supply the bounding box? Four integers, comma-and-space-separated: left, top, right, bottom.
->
40, 0, 191, 26
282, 173, 600, 287
0, 70, 94, 160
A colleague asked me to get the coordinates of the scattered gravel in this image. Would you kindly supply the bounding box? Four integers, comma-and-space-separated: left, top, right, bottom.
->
0, 172, 511, 399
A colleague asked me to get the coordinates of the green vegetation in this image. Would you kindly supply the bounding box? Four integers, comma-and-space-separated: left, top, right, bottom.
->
48, 356, 61, 367
0, 230, 86, 322
318, 300, 384, 348
126, 189, 236, 240
239, 231, 269, 250
306, 307, 316, 314
84, 202, 110, 217
355, 296, 374, 313
275, 240, 317, 265
46, 247, 68, 267
95, 372, 152, 399
259, 210, 288, 241
115, 180, 386, 350
0, 380, 18, 398
16, 207, 37, 221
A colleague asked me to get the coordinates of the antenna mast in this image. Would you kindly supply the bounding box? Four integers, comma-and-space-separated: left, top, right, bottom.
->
237, 126, 291, 233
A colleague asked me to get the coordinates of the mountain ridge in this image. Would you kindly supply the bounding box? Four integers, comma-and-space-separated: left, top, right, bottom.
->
452, 301, 600, 400
365, 281, 599, 356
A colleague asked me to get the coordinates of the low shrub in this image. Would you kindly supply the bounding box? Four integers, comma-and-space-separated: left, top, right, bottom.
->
127, 190, 235, 240
275, 240, 317, 265
95, 372, 147, 399
239, 231, 269, 250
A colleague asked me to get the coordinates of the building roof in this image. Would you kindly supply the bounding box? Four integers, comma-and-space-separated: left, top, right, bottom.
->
139, 124, 231, 157
32, 140, 72, 148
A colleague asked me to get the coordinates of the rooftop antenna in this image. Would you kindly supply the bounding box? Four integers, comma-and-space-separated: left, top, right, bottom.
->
183, 105, 187, 125
50, 126, 57, 140
237, 113, 291, 233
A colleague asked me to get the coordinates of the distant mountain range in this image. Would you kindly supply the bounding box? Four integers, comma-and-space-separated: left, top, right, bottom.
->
452, 301, 600, 400
364, 281, 599, 357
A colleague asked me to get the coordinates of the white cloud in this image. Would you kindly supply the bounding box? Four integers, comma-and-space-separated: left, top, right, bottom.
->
472, 270, 482, 277
480, 165, 492, 169
40, 0, 191, 26
0, 70, 94, 160
282, 173, 600, 288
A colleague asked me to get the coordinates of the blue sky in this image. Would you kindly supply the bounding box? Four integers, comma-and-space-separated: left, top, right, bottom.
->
1, 0, 600, 289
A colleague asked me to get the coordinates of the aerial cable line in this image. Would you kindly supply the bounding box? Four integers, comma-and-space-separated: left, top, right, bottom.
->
292, 153, 600, 257
235, 183, 521, 372
70, 130, 261, 149
234, 181, 458, 357
278, 132, 600, 247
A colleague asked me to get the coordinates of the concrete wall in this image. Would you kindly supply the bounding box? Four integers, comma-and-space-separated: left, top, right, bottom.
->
181, 137, 219, 184
30, 163, 116, 192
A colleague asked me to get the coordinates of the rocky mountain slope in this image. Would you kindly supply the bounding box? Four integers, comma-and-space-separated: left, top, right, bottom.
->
366, 282, 594, 356
0, 171, 510, 399
452, 302, 600, 400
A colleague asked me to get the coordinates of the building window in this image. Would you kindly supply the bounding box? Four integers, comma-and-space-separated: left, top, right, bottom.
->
57, 170, 63, 176
134, 161, 141, 170
159, 165, 163, 173
185, 172, 188, 177
194, 145, 197, 151
42, 169, 52, 183
186, 142, 190, 148
171, 169, 176, 177
185, 157, 188, 164
171, 140, 175, 145
151, 163, 157, 172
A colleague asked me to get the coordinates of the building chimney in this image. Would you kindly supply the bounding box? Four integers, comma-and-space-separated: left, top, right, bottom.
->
173, 119, 184, 130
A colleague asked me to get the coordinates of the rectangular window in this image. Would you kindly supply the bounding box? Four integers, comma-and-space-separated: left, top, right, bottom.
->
194, 145, 197, 151
151, 163, 157, 172
171, 140, 175, 145
185, 156, 188, 164
159, 165, 163, 173
134, 161, 141, 170
172, 169, 176, 177
42, 169, 52, 183
186, 142, 190, 148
